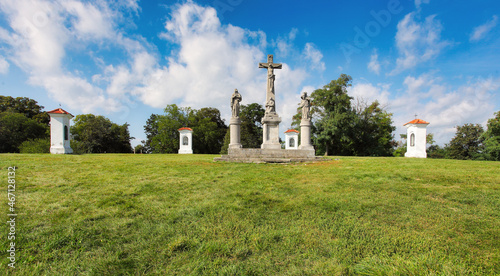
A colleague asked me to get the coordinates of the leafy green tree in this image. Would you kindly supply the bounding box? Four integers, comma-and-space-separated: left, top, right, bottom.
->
240, 103, 265, 148
144, 104, 192, 153
144, 105, 228, 154
447, 123, 485, 160
219, 103, 265, 154
0, 96, 49, 124
352, 101, 396, 156
311, 74, 356, 156
71, 114, 133, 153
482, 111, 500, 161
192, 107, 227, 154
0, 112, 48, 153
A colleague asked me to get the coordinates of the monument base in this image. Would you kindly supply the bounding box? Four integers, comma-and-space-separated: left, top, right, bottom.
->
261, 114, 282, 150
50, 146, 73, 154
214, 148, 325, 163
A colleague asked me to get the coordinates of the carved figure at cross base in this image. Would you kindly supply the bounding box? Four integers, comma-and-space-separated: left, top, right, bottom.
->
265, 98, 275, 114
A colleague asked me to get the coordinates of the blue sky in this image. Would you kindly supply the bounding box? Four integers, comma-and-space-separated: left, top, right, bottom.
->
0, 0, 499, 147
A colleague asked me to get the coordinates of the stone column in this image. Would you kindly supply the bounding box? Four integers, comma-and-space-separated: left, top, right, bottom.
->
299, 119, 314, 150
229, 117, 242, 149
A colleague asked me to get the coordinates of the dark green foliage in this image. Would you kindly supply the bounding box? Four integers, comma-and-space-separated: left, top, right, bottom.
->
71, 114, 133, 153
0, 112, 49, 152
19, 138, 50, 153
219, 103, 265, 154
192, 107, 227, 154
312, 74, 356, 156
145, 104, 227, 154
144, 105, 192, 153
427, 144, 447, 159
352, 101, 396, 156
447, 123, 485, 160
239, 103, 265, 148
0, 96, 50, 152
482, 111, 500, 161
310, 75, 396, 156
0, 95, 49, 124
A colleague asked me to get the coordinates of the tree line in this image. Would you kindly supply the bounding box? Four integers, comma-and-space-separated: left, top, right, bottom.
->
1, 74, 499, 160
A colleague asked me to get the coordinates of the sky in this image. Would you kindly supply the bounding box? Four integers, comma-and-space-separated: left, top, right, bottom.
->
0, 0, 499, 147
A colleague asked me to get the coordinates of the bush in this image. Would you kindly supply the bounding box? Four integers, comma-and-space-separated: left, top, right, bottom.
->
19, 138, 50, 153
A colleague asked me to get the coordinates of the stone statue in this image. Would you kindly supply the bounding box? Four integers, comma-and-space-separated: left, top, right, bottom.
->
265, 98, 275, 114
299, 92, 311, 121
231, 89, 242, 117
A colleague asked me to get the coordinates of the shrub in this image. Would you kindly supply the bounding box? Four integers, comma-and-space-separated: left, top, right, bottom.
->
19, 138, 50, 153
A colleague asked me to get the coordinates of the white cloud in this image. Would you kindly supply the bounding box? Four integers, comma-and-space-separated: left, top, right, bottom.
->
415, 0, 430, 9
367, 49, 381, 75
0, 0, 312, 126
0, 0, 137, 112
470, 15, 498, 42
391, 74, 499, 145
390, 13, 450, 75
348, 82, 391, 107
0, 56, 9, 74
303, 43, 325, 72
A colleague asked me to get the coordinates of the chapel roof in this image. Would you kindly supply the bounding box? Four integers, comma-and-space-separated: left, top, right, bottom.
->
285, 129, 299, 133
404, 119, 430, 126
178, 127, 193, 131
47, 108, 74, 117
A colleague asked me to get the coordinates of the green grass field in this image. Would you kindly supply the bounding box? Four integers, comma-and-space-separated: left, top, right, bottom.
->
0, 154, 499, 275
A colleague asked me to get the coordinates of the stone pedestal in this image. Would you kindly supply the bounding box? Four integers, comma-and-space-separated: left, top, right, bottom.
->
229, 117, 242, 149
261, 114, 282, 149
299, 119, 314, 150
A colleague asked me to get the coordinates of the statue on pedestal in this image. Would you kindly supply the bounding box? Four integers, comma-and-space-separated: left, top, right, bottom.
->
231, 89, 242, 117
299, 92, 311, 121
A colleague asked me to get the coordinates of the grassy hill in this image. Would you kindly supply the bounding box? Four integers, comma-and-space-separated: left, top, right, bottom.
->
1, 154, 499, 275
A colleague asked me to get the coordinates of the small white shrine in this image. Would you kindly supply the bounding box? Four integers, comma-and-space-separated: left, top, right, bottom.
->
178, 127, 193, 154
47, 108, 74, 154
404, 119, 429, 158
285, 129, 299, 150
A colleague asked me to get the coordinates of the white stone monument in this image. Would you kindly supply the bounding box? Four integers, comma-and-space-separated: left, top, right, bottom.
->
47, 108, 74, 154
299, 92, 314, 150
404, 119, 429, 158
259, 55, 282, 150
229, 89, 242, 149
178, 127, 193, 154
285, 129, 299, 150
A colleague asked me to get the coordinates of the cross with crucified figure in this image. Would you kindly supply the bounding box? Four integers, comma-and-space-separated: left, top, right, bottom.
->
259, 55, 282, 108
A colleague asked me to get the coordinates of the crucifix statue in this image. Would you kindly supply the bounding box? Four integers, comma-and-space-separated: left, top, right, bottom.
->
259, 55, 282, 113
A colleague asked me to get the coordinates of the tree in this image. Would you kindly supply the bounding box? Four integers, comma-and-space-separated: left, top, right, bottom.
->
144, 105, 228, 154
311, 74, 356, 156
192, 107, 227, 154
447, 124, 485, 160
482, 111, 500, 161
0, 112, 48, 153
352, 100, 396, 156
145, 104, 192, 154
0, 96, 49, 124
219, 103, 265, 154
240, 103, 265, 148
310, 75, 396, 156
71, 114, 133, 153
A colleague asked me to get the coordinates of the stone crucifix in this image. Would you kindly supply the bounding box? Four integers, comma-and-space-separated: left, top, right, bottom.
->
259, 55, 282, 113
